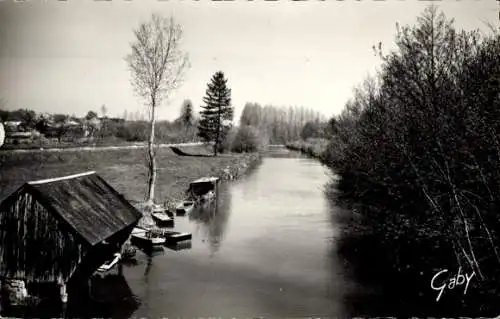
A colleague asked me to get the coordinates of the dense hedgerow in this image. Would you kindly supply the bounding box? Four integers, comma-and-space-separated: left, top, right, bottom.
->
324, 6, 500, 281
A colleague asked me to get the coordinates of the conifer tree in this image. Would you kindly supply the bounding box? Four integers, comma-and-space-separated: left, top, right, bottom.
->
198, 71, 233, 155
180, 99, 195, 128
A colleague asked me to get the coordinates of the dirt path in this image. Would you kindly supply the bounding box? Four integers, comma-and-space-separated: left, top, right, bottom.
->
1, 142, 203, 154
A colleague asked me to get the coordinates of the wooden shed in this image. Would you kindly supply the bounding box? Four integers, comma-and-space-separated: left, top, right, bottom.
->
188, 177, 220, 200
0, 171, 142, 303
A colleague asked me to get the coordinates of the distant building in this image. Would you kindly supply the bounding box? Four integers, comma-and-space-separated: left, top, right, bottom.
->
0, 171, 142, 304
6, 132, 32, 138
67, 120, 81, 126
3, 121, 22, 132
4, 131, 34, 145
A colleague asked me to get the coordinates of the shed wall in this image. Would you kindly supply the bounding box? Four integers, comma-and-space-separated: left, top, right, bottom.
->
0, 190, 88, 283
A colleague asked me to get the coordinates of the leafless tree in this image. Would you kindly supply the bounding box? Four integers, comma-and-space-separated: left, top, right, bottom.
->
126, 13, 189, 204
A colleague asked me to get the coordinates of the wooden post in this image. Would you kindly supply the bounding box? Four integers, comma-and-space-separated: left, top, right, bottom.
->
58, 278, 67, 304
60, 283, 67, 303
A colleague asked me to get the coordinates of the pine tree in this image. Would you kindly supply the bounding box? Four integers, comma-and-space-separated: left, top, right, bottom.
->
180, 99, 194, 127
198, 71, 234, 155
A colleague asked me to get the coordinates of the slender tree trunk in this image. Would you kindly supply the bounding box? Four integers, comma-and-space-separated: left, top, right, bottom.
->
147, 100, 157, 203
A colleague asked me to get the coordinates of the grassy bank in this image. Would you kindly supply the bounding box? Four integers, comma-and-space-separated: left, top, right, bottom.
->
0, 145, 261, 210
0, 136, 200, 151
285, 138, 329, 159
0, 139, 143, 151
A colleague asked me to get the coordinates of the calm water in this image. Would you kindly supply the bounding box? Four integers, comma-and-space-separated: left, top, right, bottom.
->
6, 148, 498, 318
116, 148, 353, 318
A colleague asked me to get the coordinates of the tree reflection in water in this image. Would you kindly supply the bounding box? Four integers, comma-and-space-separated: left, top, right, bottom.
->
139, 246, 164, 278
189, 182, 232, 254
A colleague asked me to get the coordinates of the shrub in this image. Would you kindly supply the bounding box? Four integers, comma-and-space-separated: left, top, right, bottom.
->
216, 126, 236, 153
231, 125, 263, 153
116, 121, 148, 141
300, 121, 323, 140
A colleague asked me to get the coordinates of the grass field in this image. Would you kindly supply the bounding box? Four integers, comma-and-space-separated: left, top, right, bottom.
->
0, 145, 259, 208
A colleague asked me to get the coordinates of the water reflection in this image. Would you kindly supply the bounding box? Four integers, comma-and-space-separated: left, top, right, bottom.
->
66, 273, 140, 318
165, 241, 192, 251
331, 189, 500, 317
189, 182, 232, 254
141, 247, 165, 279
74, 153, 349, 317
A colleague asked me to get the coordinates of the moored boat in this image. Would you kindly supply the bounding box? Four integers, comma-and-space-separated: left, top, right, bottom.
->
152, 211, 173, 221
97, 253, 121, 272
131, 227, 166, 246
176, 200, 195, 216
161, 230, 192, 244
151, 211, 174, 226
152, 204, 174, 217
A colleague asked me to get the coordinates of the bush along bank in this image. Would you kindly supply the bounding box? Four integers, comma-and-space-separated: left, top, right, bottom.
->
159, 152, 262, 212
285, 138, 329, 161
215, 152, 262, 181
320, 7, 500, 316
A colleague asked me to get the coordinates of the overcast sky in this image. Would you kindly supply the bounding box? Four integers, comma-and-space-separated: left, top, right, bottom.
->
0, 0, 497, 121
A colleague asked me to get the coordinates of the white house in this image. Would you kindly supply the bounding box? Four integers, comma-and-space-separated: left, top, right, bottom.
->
4, 121, 22, 131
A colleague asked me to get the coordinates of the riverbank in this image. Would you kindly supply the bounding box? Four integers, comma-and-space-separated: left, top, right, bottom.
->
0, 145, 261, 209
285, 138, 328, 160
0, 144, 261, 317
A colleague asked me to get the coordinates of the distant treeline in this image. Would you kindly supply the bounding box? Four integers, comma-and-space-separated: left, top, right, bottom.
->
321, 5, 500, 295
0, 103, 329, 149
239, 103, 328, 144
0, 108, 198, 145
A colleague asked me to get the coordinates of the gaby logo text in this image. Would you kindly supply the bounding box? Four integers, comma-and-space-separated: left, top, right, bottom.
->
430, 267, 475, 302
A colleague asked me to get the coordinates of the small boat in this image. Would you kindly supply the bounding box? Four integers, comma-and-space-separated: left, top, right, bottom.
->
132, 226, 146, 235
97, 253, 121, 272
152, 211, 174, 227
152, 204, 174, 217
131, 227, 166, 246
176, 200, 195, 216
162, 230, 192, 244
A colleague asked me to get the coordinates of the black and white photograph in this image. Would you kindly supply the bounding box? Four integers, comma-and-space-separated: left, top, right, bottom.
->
0, 0, 499, 317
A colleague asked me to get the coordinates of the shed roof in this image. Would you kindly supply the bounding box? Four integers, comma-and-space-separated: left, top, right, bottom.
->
191, 176, 219, 184
23, 171, 142, 246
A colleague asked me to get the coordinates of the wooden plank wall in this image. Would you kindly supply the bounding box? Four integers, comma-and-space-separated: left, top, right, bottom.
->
0, 191, 88, 283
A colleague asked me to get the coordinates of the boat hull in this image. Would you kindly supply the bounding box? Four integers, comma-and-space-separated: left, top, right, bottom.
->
162, 231, 192, 244
176, 201, 195, 216
151, 212, 174, 227
130, 229, 166, 246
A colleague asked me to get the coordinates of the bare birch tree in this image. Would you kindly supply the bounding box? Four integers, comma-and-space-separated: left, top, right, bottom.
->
126, 13, 189, 204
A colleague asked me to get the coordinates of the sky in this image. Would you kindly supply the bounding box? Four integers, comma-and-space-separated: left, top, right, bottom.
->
0, 0, 498, 122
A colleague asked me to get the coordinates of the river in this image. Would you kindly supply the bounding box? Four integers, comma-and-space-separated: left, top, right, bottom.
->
86, 147, 351, 318
52, 146, 499, 319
